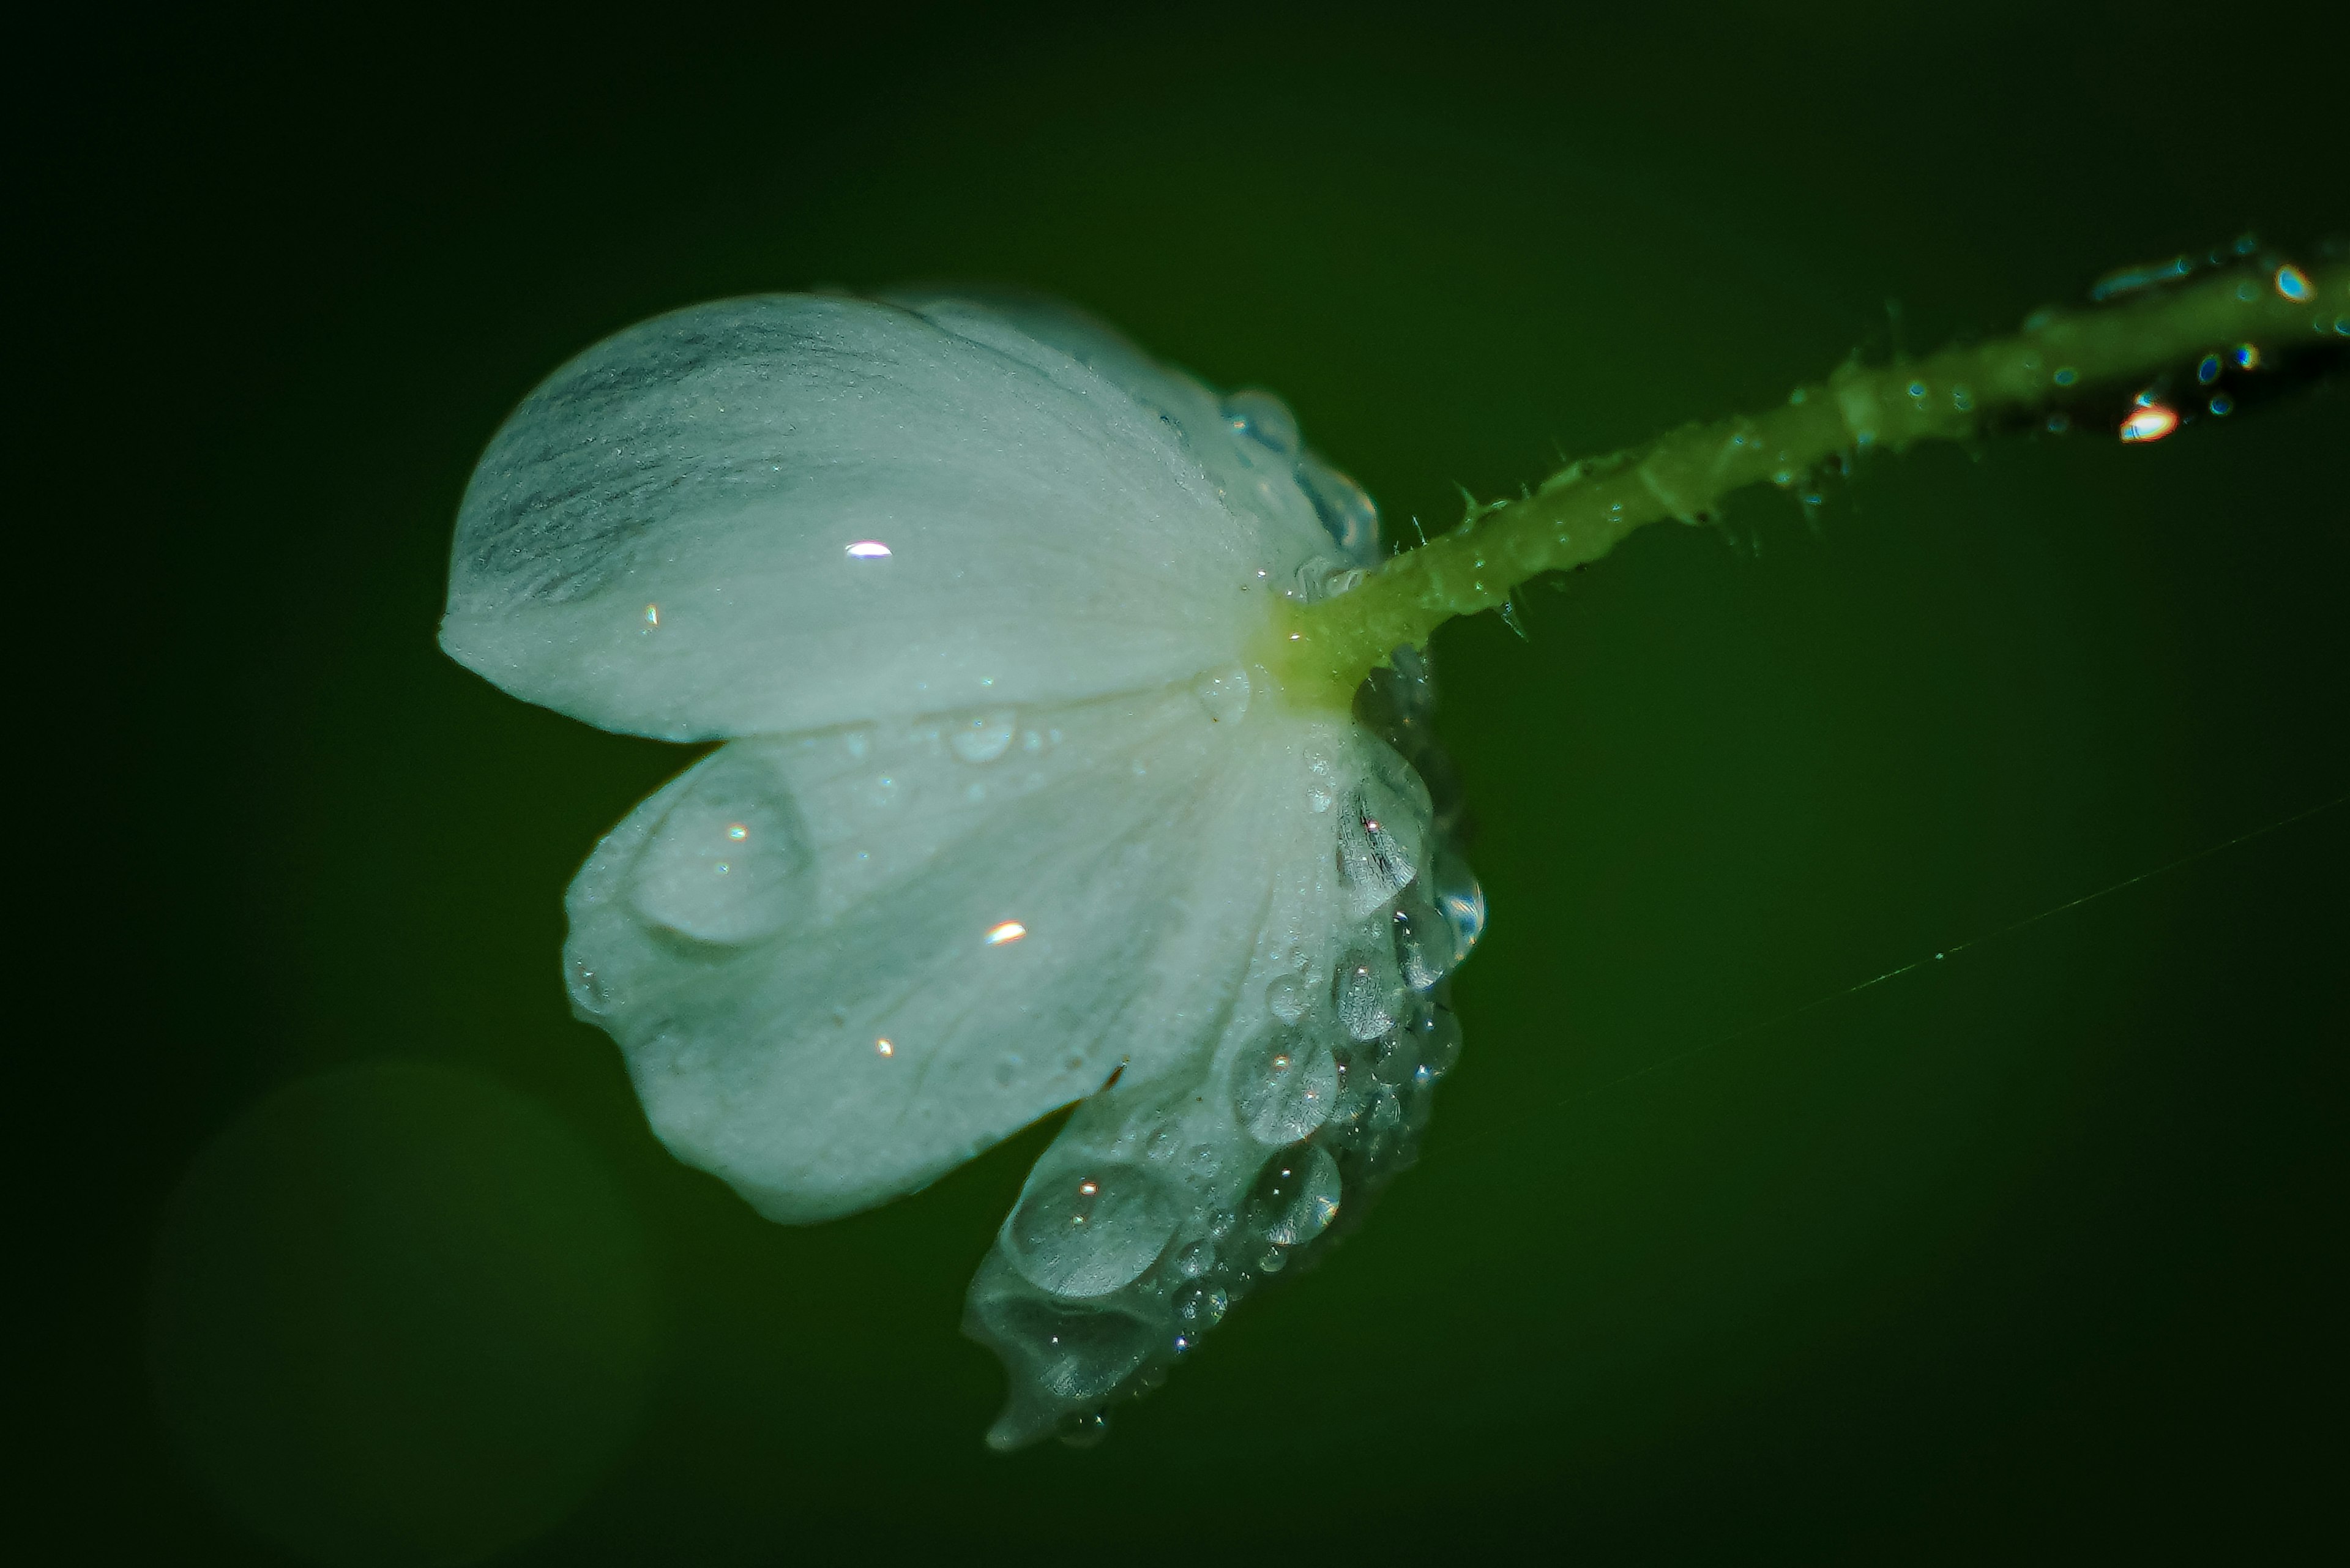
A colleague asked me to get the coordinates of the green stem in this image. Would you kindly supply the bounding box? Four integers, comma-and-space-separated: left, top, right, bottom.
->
1255, 258, 2348, 706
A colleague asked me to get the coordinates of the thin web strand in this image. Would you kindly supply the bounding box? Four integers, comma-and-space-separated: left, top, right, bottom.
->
1546, 791, 2346, 1110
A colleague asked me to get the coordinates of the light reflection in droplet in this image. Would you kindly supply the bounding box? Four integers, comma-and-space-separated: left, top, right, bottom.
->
643, 604, 660, 626
2119, 405, 2179, 443
875, 1038, 895, 1058
845, 540, 893, 559
985, 920, 1028, 946
2273, 264, 2314, 302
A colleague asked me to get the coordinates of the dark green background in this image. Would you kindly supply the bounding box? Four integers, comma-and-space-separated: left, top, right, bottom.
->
34, 4, 2344, 1562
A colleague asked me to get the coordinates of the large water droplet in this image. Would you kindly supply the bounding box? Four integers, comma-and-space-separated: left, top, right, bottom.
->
980, 1296, 1155, 1402
629, 748, 811, 944
1231, 1030, 1339, 1144
1297, 453, 1381, 564
1337, 772, 1428, 917
1333, 946, 1404, 1042
1221, 389, 1299, 457
1007, 1165, 1177, 1298
1191, 665, 1251, 725
1391, 889, 1450, 991
949, 709, 1018, 764
1433, 851, 1486, 965
1245, 1143, 1341, 1248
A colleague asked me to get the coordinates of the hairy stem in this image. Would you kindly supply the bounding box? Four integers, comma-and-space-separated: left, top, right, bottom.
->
1255, 258, 2348, 705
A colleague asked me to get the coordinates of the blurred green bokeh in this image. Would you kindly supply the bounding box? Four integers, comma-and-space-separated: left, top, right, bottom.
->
149, 1062, 656, 1566
34, 4, 2342, 1562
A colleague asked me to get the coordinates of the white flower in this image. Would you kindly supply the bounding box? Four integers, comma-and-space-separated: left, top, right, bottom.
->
441, 288, 1486, 1448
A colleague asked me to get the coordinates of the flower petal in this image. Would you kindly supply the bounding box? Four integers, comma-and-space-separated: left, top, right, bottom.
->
441, 294, 1337, 741
962, 716, 1482, 1449
564, 677, 1373, 1222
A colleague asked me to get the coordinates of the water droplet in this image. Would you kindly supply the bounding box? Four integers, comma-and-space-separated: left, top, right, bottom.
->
1221, 389, 1300, 456
1207, 1208, 1237, 1239
1297, 454, 1381, 562
1333, 946, 1403, 1042
1007, 1165, 1179, 1299
1498, 597, 1529, 640
1365, 1026, 1423, 1088
1404, 1002, 1463, 1082
1433, 851, 1485, 961
979, 1295, 1154, 1403
1336, 773, 1428, 916
565, 955, 613, 1017
1265, 973, 1310, 1025
2197, 354, 2223, 385
950, 709, 1018, 763
1173, 1282, 1228, 1331
2209, 392, 2234, 416
1192, 666, 1251, 725
1245, 1143, 1342, 1248
1391, 891, 1450, 991
1231, 1030, 1339, 1143
1174, 1240, 1215, 1279
2053, 366, 2079, 387
629, 749, 811, 944
2119, 405, 2179, 443
2274, 263, 2315, 302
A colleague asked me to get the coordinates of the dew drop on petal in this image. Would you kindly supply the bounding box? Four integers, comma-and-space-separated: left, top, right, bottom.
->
1245, 1144, 1341, 1248
1172, 1282, 1228, 1331
629, 751, 811, 945
949, 710, 1018, 763
1221, 389, 1300, 456
1334, 947, 1403, 1042
1433, 849, 1486, 963
1264, 973, 1310, 1025
1007, 1166, 1178, 1298
1337, 776, 1427, 915
980, 1296, 1155, 1402
1403, 1002, 1463, 1082
1390, 889, 1451, 991
1231, 1030, 1339, 1144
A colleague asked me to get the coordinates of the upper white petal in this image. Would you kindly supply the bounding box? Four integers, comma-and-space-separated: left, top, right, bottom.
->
439, 293, 1343, 741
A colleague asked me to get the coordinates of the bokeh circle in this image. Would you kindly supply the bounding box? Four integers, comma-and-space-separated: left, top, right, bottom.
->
149, 1059, 658, 1566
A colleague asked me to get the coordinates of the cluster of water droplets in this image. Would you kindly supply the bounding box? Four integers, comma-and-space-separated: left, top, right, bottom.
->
964, 645, 1484, 1450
